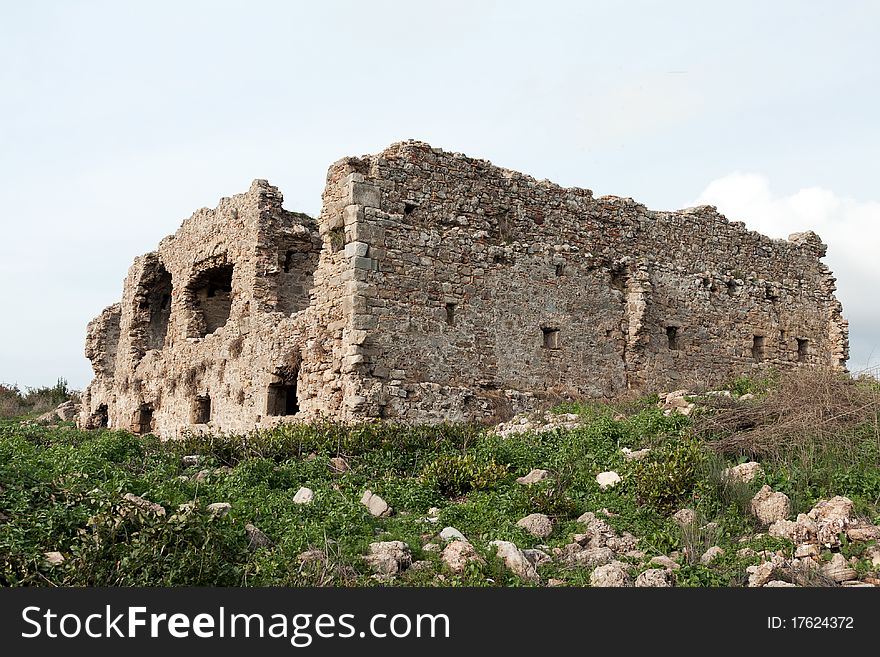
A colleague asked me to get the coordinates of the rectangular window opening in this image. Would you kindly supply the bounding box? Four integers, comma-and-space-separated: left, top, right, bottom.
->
542, 327, 560, 350
445, 302, 456, 326
94, 404, 108, 429
555, 263, 565, 277
666, 326, 679, 350
192, 395, 211, 424
135, 404, 154, 435
797, 338, 809, 363
267, 383, 299, 416
752, 335, 765, 362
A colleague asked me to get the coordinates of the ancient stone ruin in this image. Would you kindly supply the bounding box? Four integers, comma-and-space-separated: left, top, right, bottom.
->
79, 141, 848, 437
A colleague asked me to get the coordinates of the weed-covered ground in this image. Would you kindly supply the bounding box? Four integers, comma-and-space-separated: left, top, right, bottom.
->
1, 371, 879, 587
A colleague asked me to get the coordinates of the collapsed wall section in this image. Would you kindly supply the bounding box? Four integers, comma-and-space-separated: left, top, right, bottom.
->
80, 140, 849, 435
80, 180, 330, 437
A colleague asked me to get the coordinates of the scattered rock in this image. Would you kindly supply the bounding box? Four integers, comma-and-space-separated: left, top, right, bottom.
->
764, 580, 796, 587
821, 553, 857, 583
194, 469, 212, 482
245, 523, 273, 549
596, 471, 621, 490
423, 542, 440, 553
737, 547, 756, 559
659, 390, 695, 416
794, 543, 820, 559
298, 549, 325, 564
747, 561, 777, 587
672, 508, 697, 527
574, 512, 618, 549
36, 410, 58, 424
621, 447, 651, 461
364, 541, 411, 576
808, 496, 853, 524
522, 549, 552, 567
329, 457, 350, 473
516, 513, 553, 538
809, 496, 853, 546
360, 490, 391, 517
590, 561, 630, 587
722, 461, 763, 484
206, 502, 231, 517
44, 551, 65, 565
182, 455, 202, 467
768, 519, 797, 539
606, 532, 639, 553
441, 541, 485, 574
55, 400, 79, 421
635, 568, 672, 587
566, 546, 615, 568
865, 545, 880, 568
649, 555, 680, 570
700, 546, 724, 565
123, 493, 166, 516
293, 487, 315, 505
516, 469, 551, 485
750, 485, 791, 526
845, 525, 880, 542
409, 560, 433, 572
547, 578, 566, 587
439, 526, 468, 543
493, 412, 581, 438
489, 540, 539, 582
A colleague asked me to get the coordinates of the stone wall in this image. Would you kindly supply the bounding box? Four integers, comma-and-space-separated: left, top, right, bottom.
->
80, 141, 848, 436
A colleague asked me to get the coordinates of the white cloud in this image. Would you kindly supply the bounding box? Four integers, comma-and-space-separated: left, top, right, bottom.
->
690, 173, 880, 374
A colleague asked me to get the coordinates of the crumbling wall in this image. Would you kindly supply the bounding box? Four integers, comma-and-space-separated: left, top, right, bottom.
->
80, 140, 849, 436
80, 180, 329, 437
330, 141, 848, 422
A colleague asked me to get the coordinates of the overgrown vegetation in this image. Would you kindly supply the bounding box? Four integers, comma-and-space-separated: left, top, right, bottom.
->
1, 368, 878, 587
0, 378, 77, 418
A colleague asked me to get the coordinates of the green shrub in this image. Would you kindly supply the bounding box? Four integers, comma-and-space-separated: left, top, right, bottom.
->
422, 453, 508, 497
633, 439, 703, 512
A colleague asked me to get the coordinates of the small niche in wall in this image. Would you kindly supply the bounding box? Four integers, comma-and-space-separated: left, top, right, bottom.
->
666, 326, 680, 350
94, 404, 108, 429
542, 327, 560, 350
135, 403, 154, 435
610, 266, 627, 293
445, 303, 456, 326
797, 338, 809, 363
555, 263, 565, 277
403, 202, 418, 217
192, 395, 211, 424
752, 335, 766, 362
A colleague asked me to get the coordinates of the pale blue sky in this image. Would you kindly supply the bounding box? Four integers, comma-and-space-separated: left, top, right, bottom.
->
1, 0, 878, 390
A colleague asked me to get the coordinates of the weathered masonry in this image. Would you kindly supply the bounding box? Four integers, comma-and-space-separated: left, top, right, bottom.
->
80, 141, 849, 437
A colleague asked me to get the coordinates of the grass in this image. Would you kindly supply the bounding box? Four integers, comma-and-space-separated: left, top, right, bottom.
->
1, 368, 879, 587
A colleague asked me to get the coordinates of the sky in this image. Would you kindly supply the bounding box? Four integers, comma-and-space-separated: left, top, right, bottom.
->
1, 0, 878, 390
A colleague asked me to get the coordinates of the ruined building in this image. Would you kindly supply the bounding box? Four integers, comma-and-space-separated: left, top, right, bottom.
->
79, 141, 848, 437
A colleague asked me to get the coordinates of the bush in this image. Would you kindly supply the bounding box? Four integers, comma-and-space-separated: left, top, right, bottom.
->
633, 439, 703, 512
0, 378, 77, 418
422, 453, 508, 497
